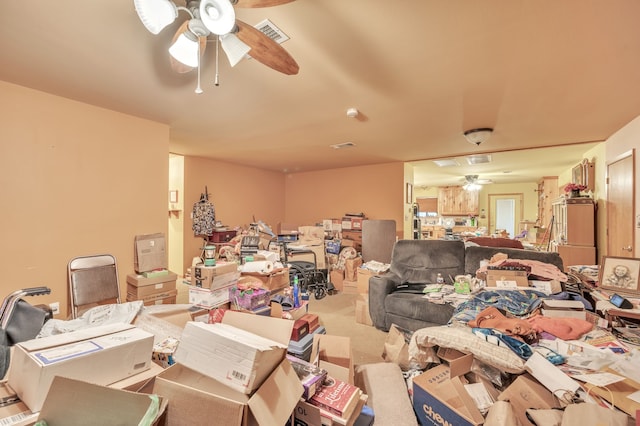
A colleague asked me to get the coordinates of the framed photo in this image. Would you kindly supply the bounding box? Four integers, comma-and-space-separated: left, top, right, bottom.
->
599, 256, 640, 295
406, 183, 413, 204
572, 164, 584, 186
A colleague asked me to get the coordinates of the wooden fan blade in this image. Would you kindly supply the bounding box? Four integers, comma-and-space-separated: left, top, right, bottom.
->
169, 21, 207, 74
235, 20, 299, 75
234, 0, 296, 8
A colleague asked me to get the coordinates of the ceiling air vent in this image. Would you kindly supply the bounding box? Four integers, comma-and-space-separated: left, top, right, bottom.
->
254, 19, 290, 44
433, 158, 460, 167
466, 154, 492, 165
330, 142, 356, 149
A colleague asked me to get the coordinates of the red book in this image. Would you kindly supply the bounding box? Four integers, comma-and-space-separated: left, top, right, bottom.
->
309, 376, 361, 419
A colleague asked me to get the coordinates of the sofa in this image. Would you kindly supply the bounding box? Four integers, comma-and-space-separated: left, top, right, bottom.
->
368, 239, 564, 332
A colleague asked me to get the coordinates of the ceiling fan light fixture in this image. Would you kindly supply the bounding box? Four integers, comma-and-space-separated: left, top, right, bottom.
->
134, 0, 178, 34
169, 32, 200, 67
463, 127, 493, 146
220, 33, 251, 67
200, 0, 236, 36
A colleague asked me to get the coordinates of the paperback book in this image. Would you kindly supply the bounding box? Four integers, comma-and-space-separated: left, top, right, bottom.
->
309, 376, 362, 420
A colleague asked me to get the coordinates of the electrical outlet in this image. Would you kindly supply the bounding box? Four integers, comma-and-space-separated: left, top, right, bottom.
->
49, 302, 60, 316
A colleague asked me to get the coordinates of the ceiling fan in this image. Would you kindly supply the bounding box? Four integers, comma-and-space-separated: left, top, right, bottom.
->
134, 0, 299, 90
462, 175, 491, 191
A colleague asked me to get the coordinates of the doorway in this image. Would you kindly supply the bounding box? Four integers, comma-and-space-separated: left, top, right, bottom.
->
607, 149, 635, 258
488, 193, 524, 237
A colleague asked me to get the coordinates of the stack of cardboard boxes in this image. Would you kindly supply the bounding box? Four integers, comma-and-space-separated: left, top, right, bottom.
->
128, 233, 178, 306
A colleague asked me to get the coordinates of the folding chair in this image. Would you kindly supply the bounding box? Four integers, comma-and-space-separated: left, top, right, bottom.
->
68, 254, 121, 319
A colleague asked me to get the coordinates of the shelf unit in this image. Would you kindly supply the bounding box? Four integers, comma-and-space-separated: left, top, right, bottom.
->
552, 197, 596, 267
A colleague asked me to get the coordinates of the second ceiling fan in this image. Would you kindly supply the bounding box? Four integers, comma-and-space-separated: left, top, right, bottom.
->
134, 0, 299, 86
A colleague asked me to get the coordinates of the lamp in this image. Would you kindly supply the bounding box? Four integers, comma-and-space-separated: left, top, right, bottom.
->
463, 128, 493, 146
220, 33, 251, 67
463, 175, 482, 191
200, 0, 236, 36
169, 32, 200, 67
169, 19, 209, 67
134, 0, 179, 34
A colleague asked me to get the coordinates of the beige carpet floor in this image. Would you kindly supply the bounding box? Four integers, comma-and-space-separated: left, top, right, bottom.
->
178, 283, 389, 366
305, 292, 389, 367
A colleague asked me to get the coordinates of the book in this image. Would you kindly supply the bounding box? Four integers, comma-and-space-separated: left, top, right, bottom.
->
309, 376, 362, 420
286, 354, 328, 400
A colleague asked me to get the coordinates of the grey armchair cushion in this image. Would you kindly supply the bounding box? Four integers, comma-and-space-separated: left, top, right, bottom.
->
390, 240, 466, 285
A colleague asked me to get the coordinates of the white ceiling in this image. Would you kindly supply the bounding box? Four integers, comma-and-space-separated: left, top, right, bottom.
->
1, 1, 637, 186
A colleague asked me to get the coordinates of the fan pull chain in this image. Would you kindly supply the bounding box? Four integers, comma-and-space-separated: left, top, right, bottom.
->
214, 35, 220, 87
195, 38, 203, 94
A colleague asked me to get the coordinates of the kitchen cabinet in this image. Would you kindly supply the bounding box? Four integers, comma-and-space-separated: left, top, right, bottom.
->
438, 186, 478, 216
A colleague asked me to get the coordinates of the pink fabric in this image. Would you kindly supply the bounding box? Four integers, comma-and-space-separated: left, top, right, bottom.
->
478, 257, 568, 282
527, 315, 593, 340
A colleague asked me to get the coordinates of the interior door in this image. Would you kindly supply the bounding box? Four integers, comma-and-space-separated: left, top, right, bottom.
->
488, 194, 523, 237
607, 150, 635, 258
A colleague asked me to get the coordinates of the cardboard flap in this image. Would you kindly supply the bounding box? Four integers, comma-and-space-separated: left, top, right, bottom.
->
223, 309, 294, 346
542, 299, 584, 310
248, 359, 304, 425
18, 323, 134, 351
310, 334, 354, 384
38, 376, 166, 425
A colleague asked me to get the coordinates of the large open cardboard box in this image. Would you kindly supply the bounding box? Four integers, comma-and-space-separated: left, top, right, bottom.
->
154, 359, 303, 425
412, 352, 490, 426
310, 334, 354, 385
7, 323, 153, 413
497, 374, 559, 426
175, 310, 294, 394
36, 376, 167, 426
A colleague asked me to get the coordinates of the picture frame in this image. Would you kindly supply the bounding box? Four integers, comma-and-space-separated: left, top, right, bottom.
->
406, 183, 413, 204
571, 164, 584, 186
599, 256, 640, 295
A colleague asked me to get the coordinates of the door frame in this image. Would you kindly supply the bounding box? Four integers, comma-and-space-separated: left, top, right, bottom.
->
488, 193, 524, 237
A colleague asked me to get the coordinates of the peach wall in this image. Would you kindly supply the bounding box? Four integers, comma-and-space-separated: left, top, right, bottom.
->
182, 156, 286, 272
0, 81, 169, 317
284, 163, 405, 233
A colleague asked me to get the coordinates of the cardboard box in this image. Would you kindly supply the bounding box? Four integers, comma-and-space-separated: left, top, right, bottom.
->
154, 360, 303, 426
127, 278, 177, 299
127, 288, 178, 305
341, 230, 362, 244
195, 270, 240, 289
497, 374, 559, 426
355, 294, 373, 326
288, 244, 327, 269
541, 299, 586, 319
194, 262, 239, 288
529, 279, 562, 294
8, 323, 153, 412
242, 267, 290, 291
412, 355, 487, 426
36, 376, 167, 426
175, 311, 294, 394
127, 270, 178, 287
134, 233, 168, 273
188, 284, 233, 309
310, 334, 354, 385
294, 393, 367, 426
330, 269, 345, 291
486, 270, 529, 287
342, 279, 358, 295
356, 269, 376, 294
